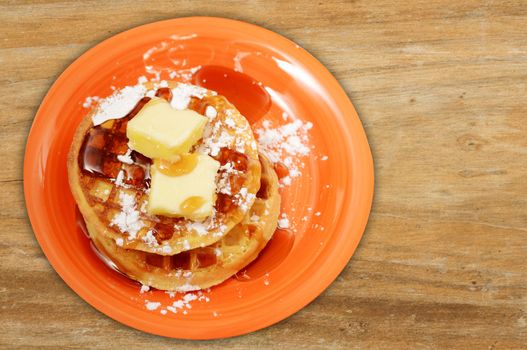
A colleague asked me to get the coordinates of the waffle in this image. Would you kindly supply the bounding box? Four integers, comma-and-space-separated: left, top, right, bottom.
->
68, 81, 261, 255
89, 155, 280, 291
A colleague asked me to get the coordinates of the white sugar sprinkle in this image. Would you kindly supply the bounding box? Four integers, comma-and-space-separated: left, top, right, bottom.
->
110, 192, 144, 239
117, 149, 134, 165
82, 96, 99, 108
170, 83, 211, 110
278, 218, 290, 229
92, 84, 147, 126
205, 105, 217, 119
145, 301, 161, 311
255, 119, 312, 186
142, 229, 159, 247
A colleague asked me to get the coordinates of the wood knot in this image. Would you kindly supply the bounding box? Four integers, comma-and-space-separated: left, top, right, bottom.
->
457, 134, 487, 151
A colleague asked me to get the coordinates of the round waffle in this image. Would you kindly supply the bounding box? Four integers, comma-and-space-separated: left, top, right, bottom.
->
89, 155, 280, 291
68, 81, 261, 255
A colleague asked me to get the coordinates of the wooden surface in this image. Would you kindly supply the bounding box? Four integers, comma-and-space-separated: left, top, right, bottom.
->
1, 0, 527, 348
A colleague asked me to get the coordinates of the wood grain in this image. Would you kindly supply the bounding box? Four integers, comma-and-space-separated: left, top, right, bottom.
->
1, 0, 527, 348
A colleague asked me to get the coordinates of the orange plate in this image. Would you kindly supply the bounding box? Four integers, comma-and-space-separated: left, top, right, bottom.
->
23, 17, 374, 339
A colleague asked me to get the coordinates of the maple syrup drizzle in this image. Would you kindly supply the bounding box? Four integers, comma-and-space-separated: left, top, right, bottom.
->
79, 97, 151, 181
156, 154, 198, 177
217, 147, 248, 171
180, 196, 206, 215
155, 87, 172, 101
152, 221, 177, 243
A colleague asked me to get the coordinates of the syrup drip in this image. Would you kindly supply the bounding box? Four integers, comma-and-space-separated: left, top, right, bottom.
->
157, 153, 198, 177
75, 206, 89, 239
196, 248, 217, 268
235, 228, 295, 281
145, 254, 177, 270
256, 178, 270, 200
273, 161, 289, 180
193, 65, 271, 124
155, 87, 172, 101
180, 196, 206, 215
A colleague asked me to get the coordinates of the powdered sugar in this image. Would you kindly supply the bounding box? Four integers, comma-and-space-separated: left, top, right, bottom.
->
185, 221, 208, 236
110, 192, 144, 239
205, 105, 217, 119
92, 84, 147, 126
170, 83, 212, 110
145, 301, 161, 311
255, 118, 312, 186
141, 229, 159, 247
233, 188, 255, 213
117, 149, 133, 165
278, 218, 290, 229
82, 96, 99, 109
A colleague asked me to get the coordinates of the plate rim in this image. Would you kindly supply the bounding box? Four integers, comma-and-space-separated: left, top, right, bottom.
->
23, 16, 374, 339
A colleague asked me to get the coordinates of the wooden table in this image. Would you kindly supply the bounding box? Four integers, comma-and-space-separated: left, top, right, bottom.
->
2, 1, 526, 348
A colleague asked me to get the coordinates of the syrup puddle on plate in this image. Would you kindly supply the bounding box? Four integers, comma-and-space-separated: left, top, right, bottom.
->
76, 207, 127, 276
193, 65, 271, 124
234, 228, 295, 281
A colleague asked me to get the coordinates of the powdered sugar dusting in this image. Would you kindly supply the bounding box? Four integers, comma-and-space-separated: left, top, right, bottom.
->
82, 96, 99, 109
110, 192, 144, 239
92, 84, 147, 126
142, 229, 159, 247
145, 301, 161, 311
117, 149, 133, 165
255, 118, 313, 186
170, 83, 212, 110
278, 217, 290, 229
144, 289, 213, 316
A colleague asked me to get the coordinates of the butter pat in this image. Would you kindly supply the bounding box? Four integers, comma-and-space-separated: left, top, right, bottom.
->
127, 98, 207, 160
147, 154, 220, 220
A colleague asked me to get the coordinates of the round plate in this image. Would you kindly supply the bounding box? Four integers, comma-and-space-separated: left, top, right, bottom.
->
24, 17, 373, 339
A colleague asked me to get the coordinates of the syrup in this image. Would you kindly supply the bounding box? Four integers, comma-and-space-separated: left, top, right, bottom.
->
75, 206, 89, 239
180, 196, 206, 215
215, 193, 234, 213
273, 161, 289, 180
79, 97, 151, 180
157, 153, 198, 177
235, 228, 295, 281
193, 65, 271, 124
217, 147, 248, 171
155, 87, 172, 101
196, 248, 217, 268
256, 178, 269, 200
152, 221, 176, 242
170, 251, 192, 270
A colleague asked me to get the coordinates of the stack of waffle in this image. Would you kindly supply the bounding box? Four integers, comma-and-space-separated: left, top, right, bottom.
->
68, 82, 280, 291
